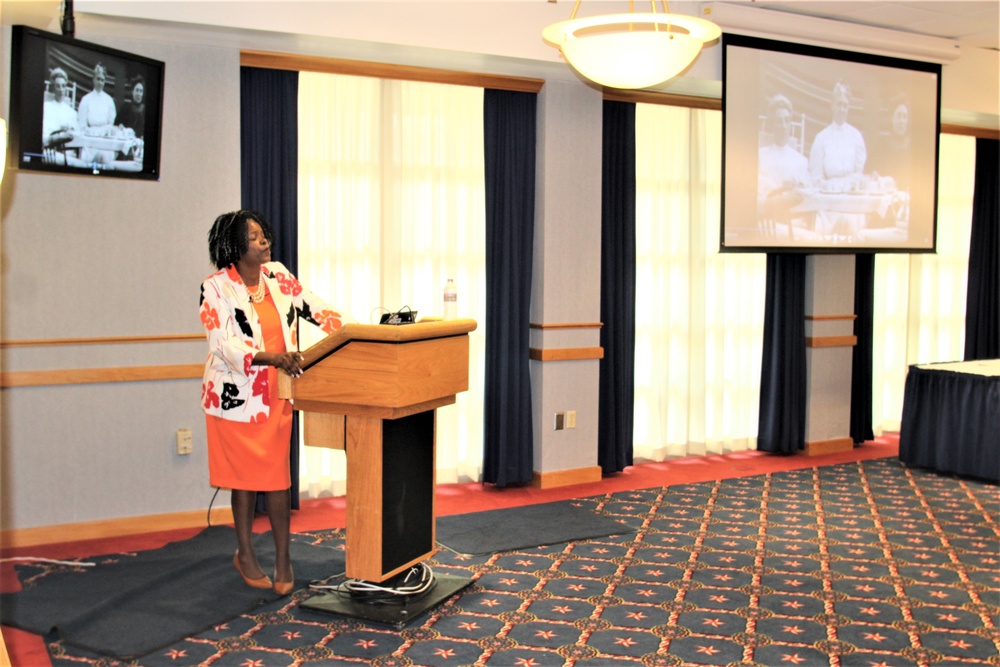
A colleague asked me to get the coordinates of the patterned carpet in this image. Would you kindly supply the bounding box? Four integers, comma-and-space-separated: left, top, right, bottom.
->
28, 458, 1000, 666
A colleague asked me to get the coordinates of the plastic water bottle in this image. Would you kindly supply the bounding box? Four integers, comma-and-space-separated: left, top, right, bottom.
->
443, 278, 457, 320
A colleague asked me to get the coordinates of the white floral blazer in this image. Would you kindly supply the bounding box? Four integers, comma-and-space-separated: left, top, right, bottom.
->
199, 261, 349, 422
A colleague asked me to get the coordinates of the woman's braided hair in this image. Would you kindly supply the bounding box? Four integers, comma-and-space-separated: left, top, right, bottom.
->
207, 209, 275, 269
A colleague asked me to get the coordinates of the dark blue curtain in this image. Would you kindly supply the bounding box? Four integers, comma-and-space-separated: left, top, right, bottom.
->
598, 100, 636, 474
240, 66, 301, 509
964, 138, 999, 361
850, 253, 875, 444
757, 254, 807, 453
240, 67, 300, 274
482, 89, 536, 487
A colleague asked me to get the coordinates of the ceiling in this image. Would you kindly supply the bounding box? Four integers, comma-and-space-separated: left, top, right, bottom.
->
6, 1, 998, 45
2, 1, 993, 127
727, 1, 997, 50
3, 1, 997, 68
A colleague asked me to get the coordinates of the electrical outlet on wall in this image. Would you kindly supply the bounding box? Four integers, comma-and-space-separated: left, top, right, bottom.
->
566, 410, 576, 428
176, 428, 193, 455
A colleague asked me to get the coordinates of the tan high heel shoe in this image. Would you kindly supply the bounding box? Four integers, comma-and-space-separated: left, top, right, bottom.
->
233, 551, 272, 589
272, 567, 294, 596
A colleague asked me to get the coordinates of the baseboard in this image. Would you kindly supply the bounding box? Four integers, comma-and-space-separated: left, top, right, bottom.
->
0, 507, 235, 549
532, 466, 602, 489
803, 437, 854, 456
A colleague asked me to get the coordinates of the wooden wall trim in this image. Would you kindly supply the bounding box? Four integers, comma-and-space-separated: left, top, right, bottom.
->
603, 89, 722, 111
529, 347, 604, 362
529, 322, 603, 330
532, 466, 602, 489
1, 333, 203, 348
805, 314, 857, 321
1, 628, 10, 667
941, 124, 1000, 140
1, 364, 203, 388
805, 336, 858, 348
241, 50, 544, 93
0, 508, 235, 549
803, 437, 854, 456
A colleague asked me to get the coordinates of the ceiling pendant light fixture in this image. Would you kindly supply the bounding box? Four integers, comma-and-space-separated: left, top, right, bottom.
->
543, 0, 721, 90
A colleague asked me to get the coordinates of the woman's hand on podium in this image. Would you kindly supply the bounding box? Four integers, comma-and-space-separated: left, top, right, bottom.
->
254, 351, 306, 377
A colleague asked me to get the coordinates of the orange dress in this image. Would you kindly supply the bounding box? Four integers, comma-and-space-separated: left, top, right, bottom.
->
206, 288, 293, 491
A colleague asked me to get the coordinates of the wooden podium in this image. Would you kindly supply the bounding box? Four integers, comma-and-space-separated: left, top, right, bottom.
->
278, 318, 477, 609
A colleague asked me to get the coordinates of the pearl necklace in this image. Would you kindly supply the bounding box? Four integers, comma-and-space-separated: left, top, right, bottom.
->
246, 270, 267, 303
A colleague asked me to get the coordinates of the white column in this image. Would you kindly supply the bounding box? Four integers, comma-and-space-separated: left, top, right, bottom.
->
803, 254, 857, 454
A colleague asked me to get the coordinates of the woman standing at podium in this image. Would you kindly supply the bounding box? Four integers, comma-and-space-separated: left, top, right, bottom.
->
199, 209, 351, 595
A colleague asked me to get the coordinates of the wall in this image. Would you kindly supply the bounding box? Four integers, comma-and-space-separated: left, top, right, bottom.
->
531, 80, 604, 480
1, 22, 240, 531
940, 45, 1000, 123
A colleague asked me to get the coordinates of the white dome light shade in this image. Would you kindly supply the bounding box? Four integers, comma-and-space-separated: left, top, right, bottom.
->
543, 12, 721, 89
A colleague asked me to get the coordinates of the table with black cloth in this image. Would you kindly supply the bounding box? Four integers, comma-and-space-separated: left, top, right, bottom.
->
899, 359, 1000, 483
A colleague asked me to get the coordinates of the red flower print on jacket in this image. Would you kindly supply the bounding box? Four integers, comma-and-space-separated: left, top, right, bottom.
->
252, 368, 270, 406
200, 303, 220, 330
202, 381, 220, 411
314, 310, 343, 334
243, 353, 254, 377
274, 272, 303, 297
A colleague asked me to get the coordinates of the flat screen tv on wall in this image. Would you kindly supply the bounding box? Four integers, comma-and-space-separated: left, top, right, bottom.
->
8, 25, 165, 181
720, 33, 941, 253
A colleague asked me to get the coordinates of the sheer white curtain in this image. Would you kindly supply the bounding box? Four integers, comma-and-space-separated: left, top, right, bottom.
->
296, 72, 486, 497
871, 134, 975, 432
633, 104, 767, 461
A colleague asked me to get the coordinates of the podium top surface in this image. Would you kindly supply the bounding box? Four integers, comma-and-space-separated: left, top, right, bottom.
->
300, 318, 477, 370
